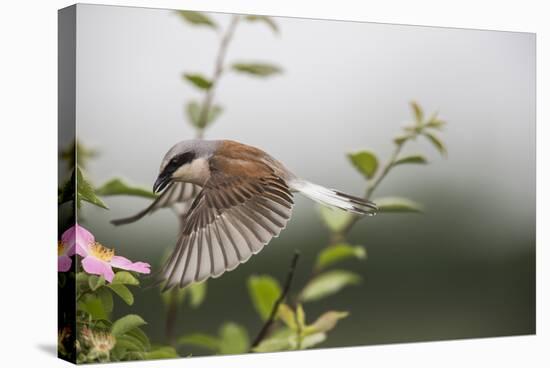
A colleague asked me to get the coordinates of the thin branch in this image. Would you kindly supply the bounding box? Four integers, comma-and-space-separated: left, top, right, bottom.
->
164, 16, 242, 344
337, 140, 407, 236
164, 288, 179, 346
197, 15, 240, 134
366, 142, 404, 199
250, 250, 301, 351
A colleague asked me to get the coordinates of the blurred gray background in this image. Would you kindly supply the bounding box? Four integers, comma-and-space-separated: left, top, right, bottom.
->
74, 4, 535, 352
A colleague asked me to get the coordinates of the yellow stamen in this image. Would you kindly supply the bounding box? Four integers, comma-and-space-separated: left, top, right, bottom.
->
58, 241, 65, 256
89, 242, 115, 262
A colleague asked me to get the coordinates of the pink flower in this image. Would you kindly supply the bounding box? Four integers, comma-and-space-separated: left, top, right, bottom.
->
58, 226, 80, 272
68, 224, 150, 282
59, 224, 151, 282
61, 223, 94, 258
58, 240, 75, 272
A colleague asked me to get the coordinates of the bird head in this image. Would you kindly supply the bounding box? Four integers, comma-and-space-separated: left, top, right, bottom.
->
153, 140, 216, 193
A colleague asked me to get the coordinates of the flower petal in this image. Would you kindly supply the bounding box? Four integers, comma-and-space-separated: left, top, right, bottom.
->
62, 224, 95, 256
65, 242, 76, 257
58, 255, 72, 272
110, 256, 151, 274
82, 256, 114, 282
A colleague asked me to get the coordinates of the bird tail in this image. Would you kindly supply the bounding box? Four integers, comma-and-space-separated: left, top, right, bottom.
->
290, 180, 377, 216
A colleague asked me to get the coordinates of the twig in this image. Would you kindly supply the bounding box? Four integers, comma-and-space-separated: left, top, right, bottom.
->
366, 142, 405, 198
164, 16, 242, 344
164, 288, 180, 346
337, 140, 407, 236
250, 250, 301, 351
196, 15, 240, 137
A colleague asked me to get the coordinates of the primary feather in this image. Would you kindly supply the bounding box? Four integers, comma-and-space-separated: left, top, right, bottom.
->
159, 170, 294, 290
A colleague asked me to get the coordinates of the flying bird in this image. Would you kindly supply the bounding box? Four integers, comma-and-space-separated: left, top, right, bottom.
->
112, 140, 377, 290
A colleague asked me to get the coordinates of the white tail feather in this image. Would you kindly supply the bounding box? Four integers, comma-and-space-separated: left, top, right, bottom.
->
290, 180, 377, 216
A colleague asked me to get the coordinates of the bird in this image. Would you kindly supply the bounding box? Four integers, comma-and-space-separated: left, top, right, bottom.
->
112, 139, 377, 290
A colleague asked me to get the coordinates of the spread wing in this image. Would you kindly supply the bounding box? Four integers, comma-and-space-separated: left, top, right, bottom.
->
111, 182, 200, 226
159, 168, 294, 290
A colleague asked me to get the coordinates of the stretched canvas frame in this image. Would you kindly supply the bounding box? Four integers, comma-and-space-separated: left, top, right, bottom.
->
58, 4, 536, 364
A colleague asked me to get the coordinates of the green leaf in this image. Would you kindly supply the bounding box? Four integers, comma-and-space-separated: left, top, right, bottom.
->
178, 333, 220, 351
186, 101, 224, 129
424, 132, 447, 157
277, 304, 297, 330
188, 281, 207, 308
76, 272, 89, 285
183, 73, 213, 90
252, 328, 294, 352
315, 244, 366, 271
245, 15, 279, 34
112, 271, 139, 286
318, 206, 352, 233
426, 112, 445, 130
58, 171, 75, 205
60, 139, 98, 170
305, 311, 349, 334
393, 154, 428, 166
232, 62, 282, 77
248, 275, 282, 321
77, 295, 107, 320
115, 335, 146, 352
218, 322, 250, 354
178, 322, 250, 354
426, 119, 445, 130
97, 287, 114, 314
348, 150, 379, 179
124, 351, 145, 361
411, 101, 424, 124
160, 287, 186, 307
58, 273, 66, 288
186, 101, 201, 127
76, 167, 108, 209
374, 196, 423, 213
177, 11, 217, 29
95, 178, 156, 199
296, 304, 306, 330
394, 134, 413, 146
301, 270, 361, 302
88, 275, 105, 291
108, 284, 134, 305
207, 104, 223, 125
111, 314, 147, 337
144, 346, 179, 359
300, 332, 327, 349
253, 325, 328, 351
126, 327, 151, 351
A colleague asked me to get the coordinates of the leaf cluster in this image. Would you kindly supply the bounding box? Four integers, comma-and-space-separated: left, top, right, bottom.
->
178, 11, 282, 133
76, 272, 177, 363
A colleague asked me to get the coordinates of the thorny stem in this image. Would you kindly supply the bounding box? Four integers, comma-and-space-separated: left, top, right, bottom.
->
250, 250, 301, 351
196, 15, 240, 135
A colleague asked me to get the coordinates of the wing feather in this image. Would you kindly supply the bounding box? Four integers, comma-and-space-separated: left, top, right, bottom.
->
111, 182, 200, 226
159, 169, 293, 290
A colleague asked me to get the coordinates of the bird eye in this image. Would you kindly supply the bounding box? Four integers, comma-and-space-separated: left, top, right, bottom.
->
165, 152, 195, 173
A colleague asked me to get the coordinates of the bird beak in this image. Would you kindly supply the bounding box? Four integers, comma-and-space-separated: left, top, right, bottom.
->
153, 174, 170, 193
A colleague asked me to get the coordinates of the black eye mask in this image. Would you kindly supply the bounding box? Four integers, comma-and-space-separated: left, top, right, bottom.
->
163, 151, 196, 178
